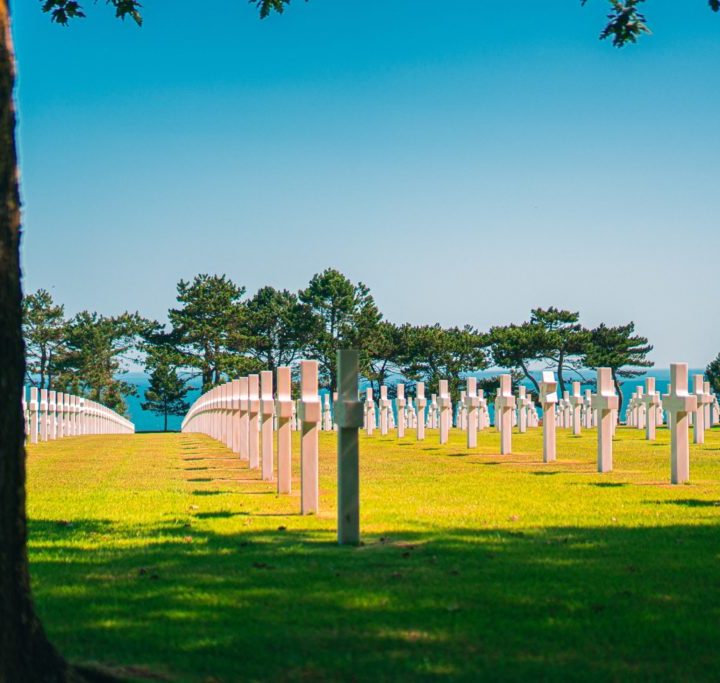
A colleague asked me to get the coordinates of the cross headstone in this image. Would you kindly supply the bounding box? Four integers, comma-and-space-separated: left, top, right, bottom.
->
664, 363, 697, 484
641, 377, 660, 441
430, 394, 438, 429
517, 386, 528, 434
248, 374, 261, 470
299, 360, 320, 514
396, 383, 406, 438
323, 393, 333, 432
539, 371, 558, 463
335, 350, 363, 545
591, 367, 619, 473
569, 382, 583, 435
693, 374, 710, 445
238, 377, 250, 461
379, 386, 390, 435
438, 380, 451, 444
364, 388, 375, 436
636, 386, 646, 429
415, 382, 426, 440
275, 367, 293, 494
260, 371, 274, 481
464, 377, 479, 448
39, 389, 48, 441
29, 387, 38, 444
495, 374, 515, 455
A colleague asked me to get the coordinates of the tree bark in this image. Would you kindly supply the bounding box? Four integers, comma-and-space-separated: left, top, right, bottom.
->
0, 5, 109, 681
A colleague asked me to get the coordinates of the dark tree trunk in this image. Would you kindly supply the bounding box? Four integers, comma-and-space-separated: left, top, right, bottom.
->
0, 6, 115, 682
519, 360, 541, 396
557, 351, 566, 396
612, 369, 623, 425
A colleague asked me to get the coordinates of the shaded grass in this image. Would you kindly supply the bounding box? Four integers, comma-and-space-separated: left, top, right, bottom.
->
26, 426, 720, 682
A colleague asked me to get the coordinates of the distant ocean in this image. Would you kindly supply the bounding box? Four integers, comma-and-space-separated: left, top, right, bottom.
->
124, 368, 706, 432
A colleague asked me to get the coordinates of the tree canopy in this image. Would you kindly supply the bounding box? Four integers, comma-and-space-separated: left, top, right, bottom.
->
41, 0, 720, 47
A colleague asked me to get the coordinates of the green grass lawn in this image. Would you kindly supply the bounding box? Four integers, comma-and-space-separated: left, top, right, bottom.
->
26, 425, 720, 682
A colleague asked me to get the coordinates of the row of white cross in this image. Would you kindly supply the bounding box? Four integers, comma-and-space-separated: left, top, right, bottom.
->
363, 364, 713, 485
181, 361, 713, 506
181, 362, 323, 515
22, 386, 135, 442
181, 352, 365, 544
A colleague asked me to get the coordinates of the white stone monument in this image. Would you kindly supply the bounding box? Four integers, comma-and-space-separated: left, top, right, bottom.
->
260, 370, 274, 482
396, 384, 406, 438
437, 380, 452, 444
299, 360, 320, 514
591, 368, 619, 473
275, 367, 293, 494
495, 374, 515, 455
464, 377, 479, 448
415, 382, 426, 440
248, 374, 260, 470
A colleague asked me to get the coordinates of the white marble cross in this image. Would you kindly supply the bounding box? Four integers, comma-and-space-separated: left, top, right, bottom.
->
275, 367, 293, 494
438, 380, 452, 444
299, 360, 321, 513
495, 374, 515, 455
591, 368, 619, 473
464, 377, 479, 448
539, 371, 558, 463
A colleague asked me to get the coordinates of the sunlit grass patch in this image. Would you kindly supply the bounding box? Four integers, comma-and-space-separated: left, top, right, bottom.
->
26, 425, 720, 681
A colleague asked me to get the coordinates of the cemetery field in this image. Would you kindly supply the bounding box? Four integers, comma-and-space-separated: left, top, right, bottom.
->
27, 428, 720, 683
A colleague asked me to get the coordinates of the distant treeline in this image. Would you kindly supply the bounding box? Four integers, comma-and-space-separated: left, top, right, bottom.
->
24, 267, 715, 427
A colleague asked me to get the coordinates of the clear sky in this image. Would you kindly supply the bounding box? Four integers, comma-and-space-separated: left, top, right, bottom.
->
13, 0, 720, 368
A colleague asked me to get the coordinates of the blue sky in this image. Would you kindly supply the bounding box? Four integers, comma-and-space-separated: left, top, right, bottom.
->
13, 0, 720, 368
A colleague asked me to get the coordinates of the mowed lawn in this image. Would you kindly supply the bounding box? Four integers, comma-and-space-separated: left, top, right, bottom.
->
26, 425, 720, 682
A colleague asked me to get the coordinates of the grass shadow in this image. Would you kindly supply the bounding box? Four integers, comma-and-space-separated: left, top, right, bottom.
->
28, 519, 720, 682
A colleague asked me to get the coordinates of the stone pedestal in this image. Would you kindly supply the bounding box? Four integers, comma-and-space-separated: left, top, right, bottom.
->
591, 368, 619, 473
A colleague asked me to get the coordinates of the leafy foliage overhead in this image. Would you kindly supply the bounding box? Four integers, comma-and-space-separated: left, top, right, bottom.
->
41, 0, 720, 46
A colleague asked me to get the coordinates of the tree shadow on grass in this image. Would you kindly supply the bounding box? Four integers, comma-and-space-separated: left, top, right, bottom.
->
27, 517, 720, 682
655, 499, 720, 508
589, 482, 627, 488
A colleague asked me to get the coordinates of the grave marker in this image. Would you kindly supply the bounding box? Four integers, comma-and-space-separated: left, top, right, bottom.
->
591, 368, 619, 473
335, 350, 363, 545
275, 367, 293, 494
299, 360, 320, 514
